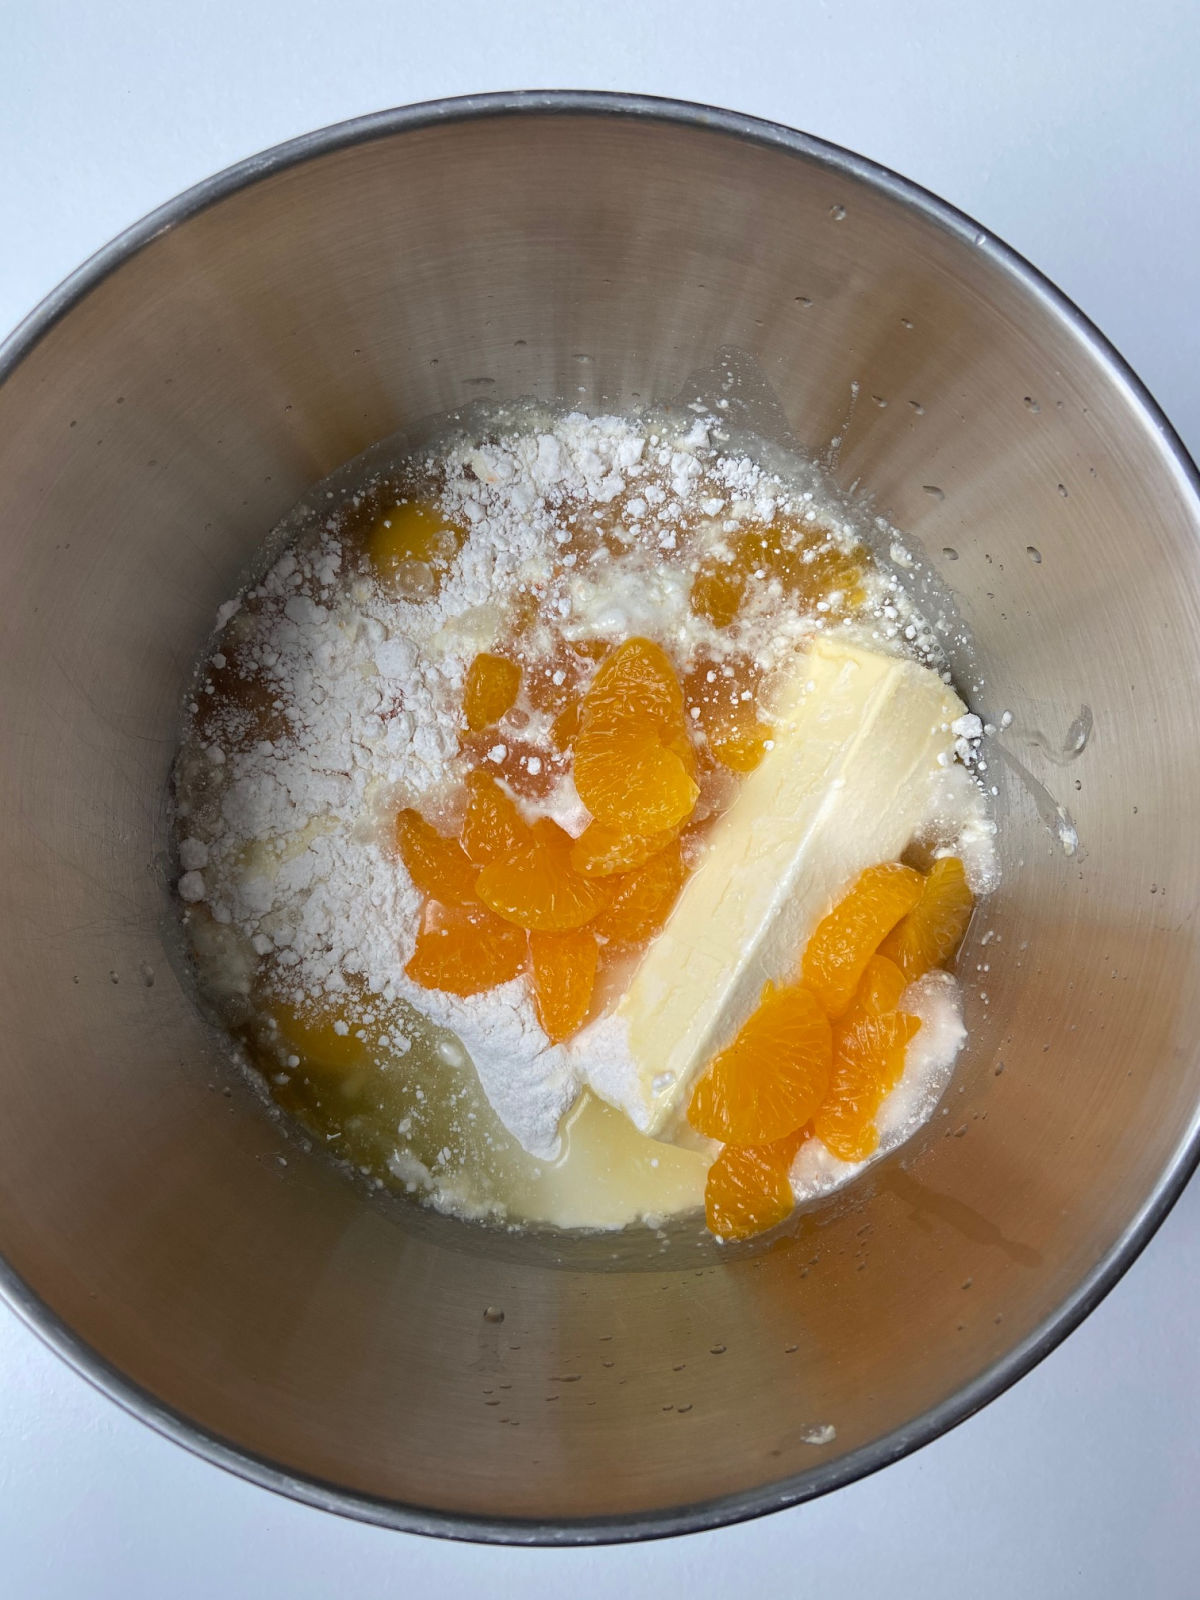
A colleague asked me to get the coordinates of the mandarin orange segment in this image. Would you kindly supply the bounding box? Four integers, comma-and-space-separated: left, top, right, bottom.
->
704, 1129, 808, 1241
569, 820, 678, 878
405, 900, 526, 996
476, 818, 615, 932
592, 838, 685, 944
688, 981, 832, 1145
814, 1009, 922, 1163
460, 769, 528, 865
395, 808, 480, 905
581, 636, 686, 731
665, 724, 698, 780
573, 638, 699, 834
463, 652, 522, 732
802, 862, 925, 1020
879, 856, 974, 981
528, 927, 599, 1042
574, 730, 698, 835
856, 953, 909, 1016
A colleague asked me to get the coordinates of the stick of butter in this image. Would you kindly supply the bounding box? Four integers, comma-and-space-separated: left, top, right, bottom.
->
576, 635, 966, 1139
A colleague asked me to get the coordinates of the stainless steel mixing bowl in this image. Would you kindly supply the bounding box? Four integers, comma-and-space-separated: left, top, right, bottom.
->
1, 92, 1198, 1544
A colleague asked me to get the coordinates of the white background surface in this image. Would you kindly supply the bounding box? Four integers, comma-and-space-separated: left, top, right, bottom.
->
2, 2, 1198, 1594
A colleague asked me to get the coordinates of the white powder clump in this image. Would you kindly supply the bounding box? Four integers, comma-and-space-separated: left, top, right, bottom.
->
397, 980, 579, 1161
178, 870, 207, 904
876, 970, 968, 1139
179, 837, 209, 871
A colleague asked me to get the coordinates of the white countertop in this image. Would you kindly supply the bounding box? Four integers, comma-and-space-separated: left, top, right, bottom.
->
2, 2, 1198, 1594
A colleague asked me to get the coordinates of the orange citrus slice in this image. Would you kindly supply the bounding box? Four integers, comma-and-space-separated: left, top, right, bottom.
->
684, 650, 773, 774
689, 558, 746, 629
592, 838, 685, 944
529, 927, 599, 1042
857, 953, 908, 1015
704, 1128, 808, 1241
569, 821, 678, 878
395, 808, 480, 905
367, 498, 464, 598
688, 981, 832, 1145
405, 901, 526, 996
460, 769, 528, 865
879, 856, 974, 980
814, 1009, 921, 1163
802, 862, 924, 1019
550, 696, 582, 751
476, 818, 614, 932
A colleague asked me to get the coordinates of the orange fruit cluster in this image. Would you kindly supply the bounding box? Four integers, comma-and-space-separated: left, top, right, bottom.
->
691, 856, 974, 1241
573, 639, 700, 834
399, 639, 703, 1043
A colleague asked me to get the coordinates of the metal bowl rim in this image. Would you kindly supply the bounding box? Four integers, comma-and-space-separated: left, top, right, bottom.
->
2, 88, 1198, 1546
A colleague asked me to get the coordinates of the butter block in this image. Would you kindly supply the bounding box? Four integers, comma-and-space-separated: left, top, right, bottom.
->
578, 636, 965, 1137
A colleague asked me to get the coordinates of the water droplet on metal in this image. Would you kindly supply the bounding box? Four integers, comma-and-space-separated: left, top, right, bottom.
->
942, 546, 959, 561
923, 484, 945, 501
829, 204, 846, 221
483, 1306, 505, 1324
